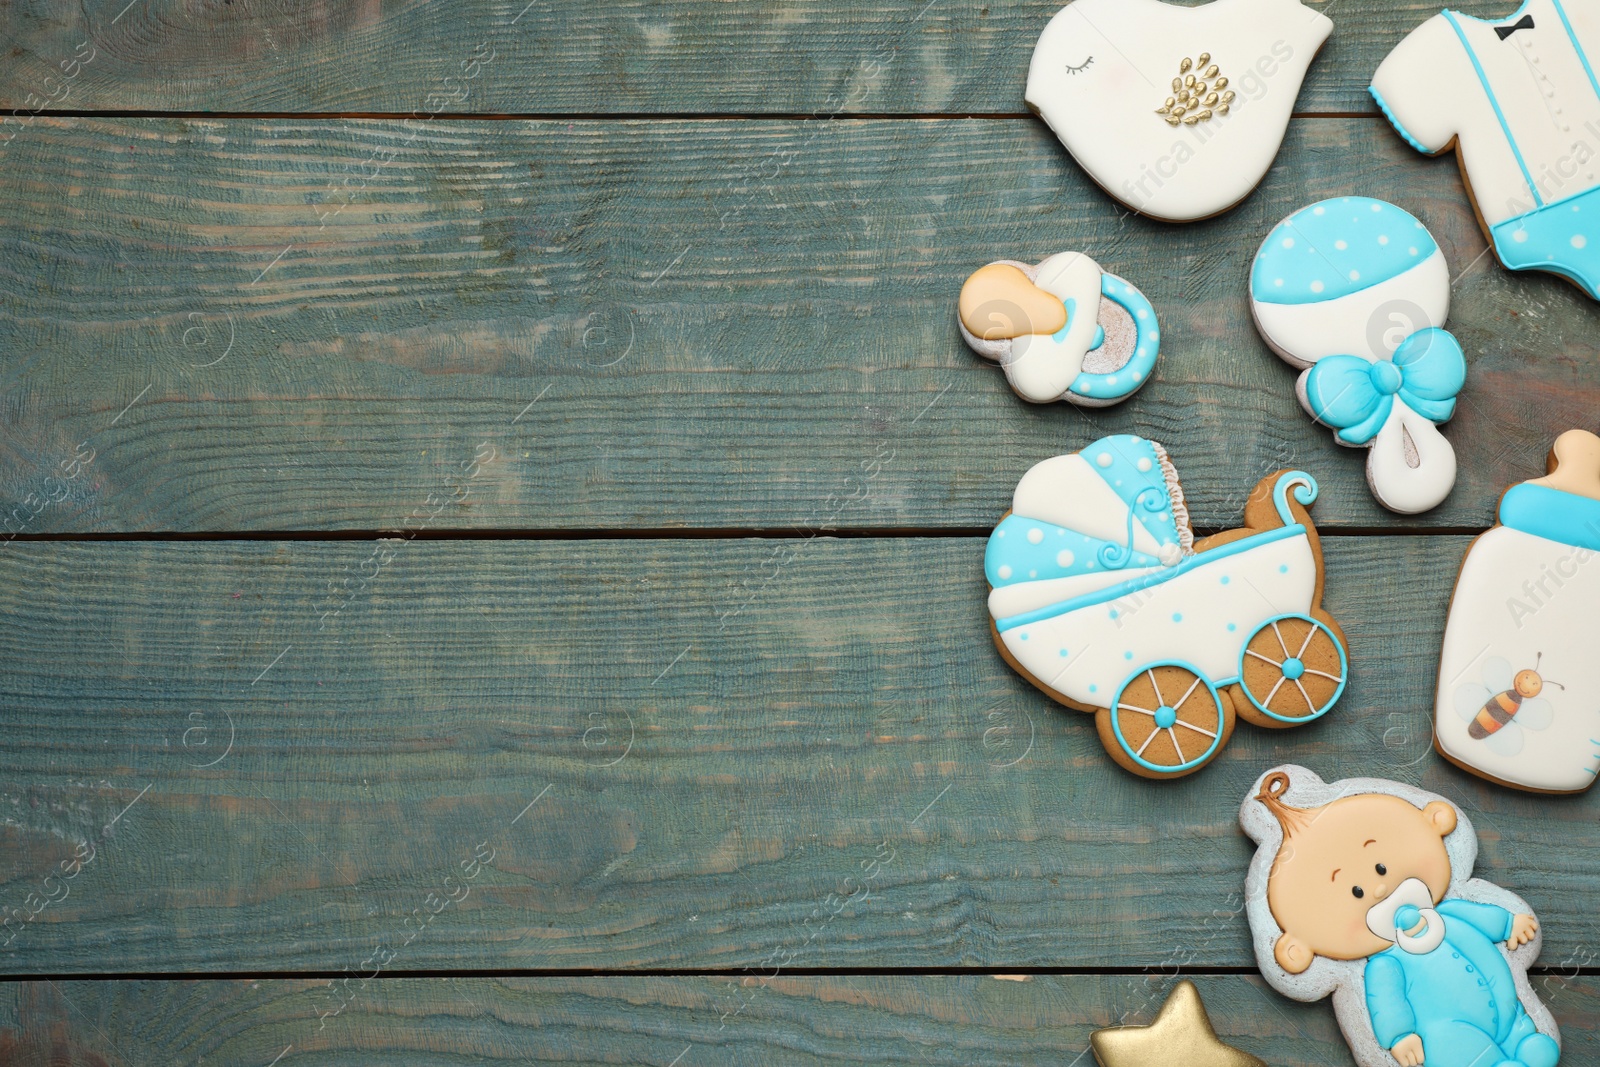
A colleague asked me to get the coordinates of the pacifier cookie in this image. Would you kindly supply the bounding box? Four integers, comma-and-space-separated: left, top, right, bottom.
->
959, 253, 1160, 406
1250, 197, 1466, 514
1372, 2, 1600, 301
985, 435, 1348, 779
1435, 430, 1600, 793
1025, 0, 1333, 221
1242, 765, 1561, 1067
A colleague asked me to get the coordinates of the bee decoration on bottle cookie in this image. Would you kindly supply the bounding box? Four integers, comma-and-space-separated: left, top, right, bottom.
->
1457, 654, 1562, 752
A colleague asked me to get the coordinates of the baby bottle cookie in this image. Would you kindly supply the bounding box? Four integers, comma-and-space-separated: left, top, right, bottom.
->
1435, 430, 1600, 793
1250, 198, 1466, 514
1241, 765, 1560, 1067
985, 435, 1348, 778
959, 253, 1160, 406
1026, 0, 1333, 221
1371, 2, 1600, 301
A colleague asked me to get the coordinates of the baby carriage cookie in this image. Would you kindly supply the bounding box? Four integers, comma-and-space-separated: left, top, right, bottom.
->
1371, 1, 1600, 301
959, 253, 1160, 406
1026, 0, 1333, 221
985, 435, 1348, 778
1435, 429, 1600, 793
1251, 198, 1466, 514
1241, 765, 1560, 1067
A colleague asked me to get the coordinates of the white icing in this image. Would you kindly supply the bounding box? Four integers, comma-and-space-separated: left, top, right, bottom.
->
988, 567, 1156, 619
1026, 0, 1333, 222
1012, 453, 1170, 557
1360, 400, 1458, 515
1007, 253, 1107, 401
1372, 0, 1600, 229
1252, 248, 1451, 367
997, 534, 1316, 705
1436, 525, 1600, 792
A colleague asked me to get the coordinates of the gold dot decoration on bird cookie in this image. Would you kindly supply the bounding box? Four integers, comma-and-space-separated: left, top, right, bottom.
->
1155, 53, 1236, 127
1090, 980, 1266, 1067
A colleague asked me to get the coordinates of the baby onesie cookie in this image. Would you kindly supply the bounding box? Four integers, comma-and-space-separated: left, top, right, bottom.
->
959, 253, 1160, 406
1090, 979, 1265, 1067
1242, 765, 1560, 1067
1371, 1, 1600, 300
1435, 429, 1600, 793
1251, 198, 1466, 514
1026, 0, 1333, 222
985, 435, 1348, 779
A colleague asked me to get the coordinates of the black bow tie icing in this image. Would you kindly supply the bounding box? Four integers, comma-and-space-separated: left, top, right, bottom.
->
1495, 14, 1535, 39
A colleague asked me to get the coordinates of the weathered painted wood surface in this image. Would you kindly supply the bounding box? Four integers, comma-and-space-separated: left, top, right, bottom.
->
0, 0, 1525, 116
1, 973, 1597, 1066
2, 115, 1596, 534
2, 536, 1596, 974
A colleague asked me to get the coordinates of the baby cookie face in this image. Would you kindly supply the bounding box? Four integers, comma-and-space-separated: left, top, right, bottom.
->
1264, 786, 1457, 971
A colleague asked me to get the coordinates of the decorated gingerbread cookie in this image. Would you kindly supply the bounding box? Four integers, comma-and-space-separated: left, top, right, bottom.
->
1250, 198, 1466, 514
1435, 430, 1600, 793
1242, 765, 1560, 1067
959, 253, 1160, 406
1091, 980, 1265, 1067
1371, 1, 1600, 301
1026, 0, 1333, 222
985, 435, 1348, 778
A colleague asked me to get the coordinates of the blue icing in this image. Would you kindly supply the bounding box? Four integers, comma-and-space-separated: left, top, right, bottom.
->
1499, 483, 1600, 552
1251, 197, 1438, 306
1052, 298, 1076, 343
985, 512, 1162, 587
1071, 275, 1159, 403
1077, 434, 1180, 553
1491, 184, 1600, 300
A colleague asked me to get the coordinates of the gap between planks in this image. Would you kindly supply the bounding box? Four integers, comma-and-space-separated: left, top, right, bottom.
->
18, 109, 1382, 122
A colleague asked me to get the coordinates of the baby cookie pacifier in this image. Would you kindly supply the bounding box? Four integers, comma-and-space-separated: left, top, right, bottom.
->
1250, 198, 1467, 514
959, 252, 1160, 407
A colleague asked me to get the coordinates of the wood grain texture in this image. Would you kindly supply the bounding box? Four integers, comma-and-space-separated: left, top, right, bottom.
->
1, 535, 1597, 974
2, 116, 1597, 534
0, 0, 1523, 116
2, 973, 1598, 1066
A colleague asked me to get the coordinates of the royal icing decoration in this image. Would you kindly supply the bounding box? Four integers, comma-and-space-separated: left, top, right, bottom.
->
959, 254, 1160, 406
1242, 766, 1561, 1067
1435, 430, 1600, 793
1372, 0, 1600, 300
1251, 198, 1466, 514
1026, 0, 1333, 222
986, 435, 1348, 779
1090, 980, 1265, 1067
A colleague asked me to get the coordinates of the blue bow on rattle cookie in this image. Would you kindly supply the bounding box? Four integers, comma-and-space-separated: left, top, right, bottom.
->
1303, 327, 1466, 445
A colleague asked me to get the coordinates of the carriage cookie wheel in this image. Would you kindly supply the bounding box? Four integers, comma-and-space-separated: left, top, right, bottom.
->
1107, 662, 1228, 776
1237, 613, 1347, 725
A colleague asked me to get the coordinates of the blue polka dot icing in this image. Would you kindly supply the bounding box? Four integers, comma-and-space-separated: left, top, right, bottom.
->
1251, 197, 1438, 306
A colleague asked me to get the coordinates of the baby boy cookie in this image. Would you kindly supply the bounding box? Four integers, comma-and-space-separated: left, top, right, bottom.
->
985, 434, 1348, 778
1371, 2, 1600, 300
959, 253, 1160, 406
1242, 765, 1560, 1067
1251, 197, 1466, 514
1026, 0, 1333, 221
1436, 430, 1600, 793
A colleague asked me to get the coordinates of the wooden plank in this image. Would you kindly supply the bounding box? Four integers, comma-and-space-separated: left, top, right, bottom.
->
2, 535, 1597, 974
4, 973, 1599, 1065
3, 116, 1595, 534
0, 0, 1519, 116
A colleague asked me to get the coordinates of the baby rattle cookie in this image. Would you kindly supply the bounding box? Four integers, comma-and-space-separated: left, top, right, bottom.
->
959, 253, 1160, 406
1242, 765, 1560, 1067
1025, 0, 1333, 222
1435, 429, 1600, 793
1251, 197, 1466, 514
1371, 2, 1600, 301
985, 434, 1348, 779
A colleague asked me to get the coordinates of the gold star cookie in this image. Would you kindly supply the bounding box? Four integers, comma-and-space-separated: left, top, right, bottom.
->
1090, 980, 1266, 1067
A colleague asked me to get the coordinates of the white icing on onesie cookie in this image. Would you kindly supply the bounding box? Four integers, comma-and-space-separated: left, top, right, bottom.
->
1371, 0, 1600, 301
1026, 0, 1333, 222
1251, 197, 1466, 515
958, 253, 1160, 406
1242, 766, 1561, 1067
1435, 430, 1600, 793
987, 435, 1349, 779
